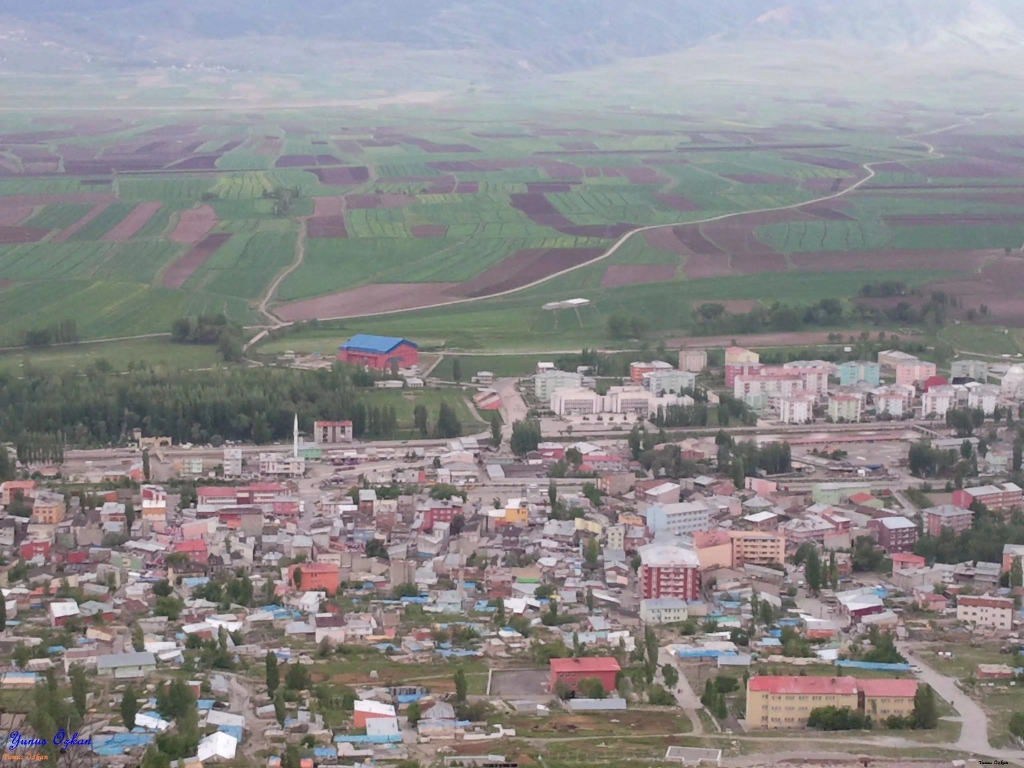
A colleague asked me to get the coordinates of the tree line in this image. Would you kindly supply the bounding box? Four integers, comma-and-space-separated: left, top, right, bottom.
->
170, 314, 244, 362
0, 364, 450, 448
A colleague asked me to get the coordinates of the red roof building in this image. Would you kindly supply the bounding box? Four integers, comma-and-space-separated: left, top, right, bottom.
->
171, 539, 209, 565
549, 657, 621, 694
890, 552, 926, 572
288, 562, 340, 595
747, 676, 858, 695
855, 679, 918, 698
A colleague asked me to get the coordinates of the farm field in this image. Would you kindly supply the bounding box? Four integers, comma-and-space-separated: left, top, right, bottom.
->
360, 388, 487, 436
0, 338, 225, 375
0, 100, 1023, 350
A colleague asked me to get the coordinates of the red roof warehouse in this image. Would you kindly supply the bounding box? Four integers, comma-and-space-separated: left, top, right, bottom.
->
337, 334, 418, 371
549, 657, 621, 694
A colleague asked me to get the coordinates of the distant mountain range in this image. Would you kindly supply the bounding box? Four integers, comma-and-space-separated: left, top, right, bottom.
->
2, 0, 1023, 76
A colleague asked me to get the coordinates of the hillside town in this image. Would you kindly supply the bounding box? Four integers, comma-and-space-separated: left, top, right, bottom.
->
5, 336, 1024, 768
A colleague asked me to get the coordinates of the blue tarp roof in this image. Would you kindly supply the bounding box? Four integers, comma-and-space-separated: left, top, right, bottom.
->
835, 660, 910, 671
759, 638, 782, 647
197, 699, 215, 710
47, 645, 66, 654
218, 725, 243, 740
395, 693, 425, 704
314, 748, 337, 757
340, 334, 415, 354
334, 734, 402, 744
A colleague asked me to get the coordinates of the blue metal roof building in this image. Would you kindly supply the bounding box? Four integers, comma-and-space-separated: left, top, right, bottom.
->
339, 334, 417, 354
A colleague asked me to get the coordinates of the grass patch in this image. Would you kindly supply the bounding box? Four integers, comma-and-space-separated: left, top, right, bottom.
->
0, 337, 226, 374
940, 323, 1022, 358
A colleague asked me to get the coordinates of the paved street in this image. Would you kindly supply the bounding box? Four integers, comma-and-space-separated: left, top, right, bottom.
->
658, 646, 704, 735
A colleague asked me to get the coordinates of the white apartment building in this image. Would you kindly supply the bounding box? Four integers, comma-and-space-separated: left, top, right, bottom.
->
639, 597, 689, 625
782, 361, 835, 395
734, 372, 803, 400
828, 394, 862, 423
679, 349, 708, 372
779, 395, 814, 424
534, 370, 584, 400
922, 385, 955, 418
956, 594, 1013, 630
643, 369, 697, 395
967, 383, 999, 416
224, 448, 243, 478
259, 453, 306, 477
645, 501, 711, 537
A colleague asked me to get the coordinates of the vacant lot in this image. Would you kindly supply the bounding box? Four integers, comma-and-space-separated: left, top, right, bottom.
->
490, 669, 549, 697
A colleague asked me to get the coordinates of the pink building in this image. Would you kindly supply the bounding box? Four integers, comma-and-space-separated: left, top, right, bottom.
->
923, 504, 974, 536
895, 359, 937, 387
725, 362, 764, 388
952, 483, 1023, 511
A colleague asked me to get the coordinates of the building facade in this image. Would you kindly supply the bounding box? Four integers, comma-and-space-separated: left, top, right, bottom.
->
923, 504, 975, 536
549, 657, 621, 694
729, 531, 785, 567
535, 370, 584, 400
746, 676, 916, 729
314, 420, 354, 443
645, 502, 710, 537
337, 334, 418, 371
956, 595, 1013, 629
639, 597, 689, 625
779, 395, 814, 424
951, 359, 988, 382
867, 516, 918, 553
828, 395, 862, 423
643, 369, 697, 395
679, 349, 708, 372
638, 542, 701, 600
895, 359, 937, 387
839, 361, 881, 387
952, 483, 1023, 511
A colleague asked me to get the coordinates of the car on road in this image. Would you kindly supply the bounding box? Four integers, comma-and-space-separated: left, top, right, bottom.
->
910, 665, 922, 673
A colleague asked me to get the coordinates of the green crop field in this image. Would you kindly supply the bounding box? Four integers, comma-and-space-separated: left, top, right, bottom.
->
0, 91, 1017, 357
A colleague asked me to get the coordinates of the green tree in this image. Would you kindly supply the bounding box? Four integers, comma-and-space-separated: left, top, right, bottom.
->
510, 419, 542, 456
586, 587, 595, 612
414, 404, 429, 437
584, 538, 600, 564
452, 358, 462, 384
548, 480, 558, 507
406, 701, 421, 725
662, 664, 679, 688
124, 500, 136, 531
285, 663, 311, 691
132, 622, 145, 652
454, 668, 468, 702
153, 579, 172, 597
0, 590, 6, 631
829, 550, 839, 589
274, 690, 286, 725
577, 677, 606, 699
1010, 711, 1024, 740
435, 401, 462, 438
490, 414, 502, 447
266, 650, 280, 697
141, 746, 172, 768
70, 664, 89, 718
142, 448, 151, 481
805, 547, 822, 594
1014, 437, 1023, 473
121, 682, 139, 729
648, 684, 676, 706
293, 567, 303, 590
912, 683, 937, 730
1013, 557, 1024, 589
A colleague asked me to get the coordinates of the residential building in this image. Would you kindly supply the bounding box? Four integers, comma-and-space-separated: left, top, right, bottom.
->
839, 361, 881, 387
878, 349, 920, 369
141, 485, 167, 531
337, 334, 418, 370
679, 349, 708, 372
535, 370, 584, 401
923, 504, 975, 536
630, 360, 674, 383
734, 372, 802, 400
967, 384, 999, 416
692, 530, 732, 570
259, 453, 305, 477
891, 552, 926, 573
782, 362, 833, 395
604, 386, 666, 416
729, 531, 785, 567
597, 473, 635, 497
779, 514, 836, 544
725, 347, 759, 366
1002, 366, 1024, 398
951, 359, 988, 382
223, 448, 243, 478
638, 542, 701, 600
353, 700, 397, 728
956, 594, 1013, 629
643, 369, 697, 395
314, 420, 354, 444
874, 385, 914, 418
1, 480, 35, 506
288, 563, 340, 595
779, 395, 814, 424
549, 657, 621, 694
643, 482, 681, 505
96, 652, 157, 678
639, 597, 689, 625
922, 385, 955, 418
725, 362, 765, 388
1002, 543, 1024, 575
645, 502, 709, 537
867, 516, 918, 553
30, 491, 65, 525
828, 395, 862, 423
895, 359, 937, 387
500, 498, 529, 527
170, 538, 208, 565
952, 483, 1023, 512
812, 482, 871, 505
